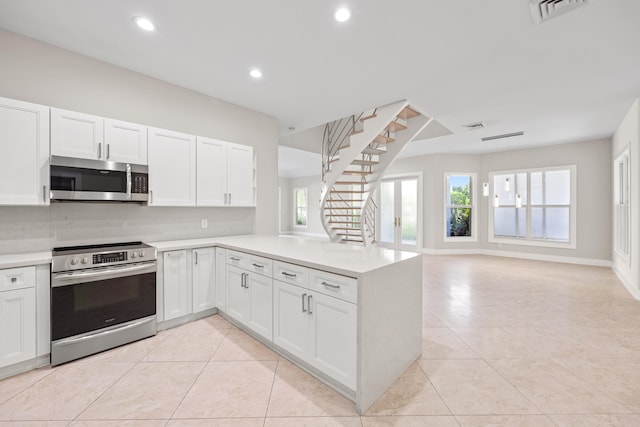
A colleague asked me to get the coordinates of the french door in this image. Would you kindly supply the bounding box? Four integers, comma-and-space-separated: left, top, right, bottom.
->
377, 175, 421, 251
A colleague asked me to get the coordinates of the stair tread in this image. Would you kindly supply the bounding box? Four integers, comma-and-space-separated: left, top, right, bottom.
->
342, 171, 373, 175
348, 130, 363, 136
326, 199, 365, 202
359, 113, 377, 122
341, 238, 364, 242
362, 147, 386, 155
328, 220, 361, 223
351, 159, 379, 166
332, 227, 362, 231
385, 121, 407, 132
397, 106, 420, 120
331, 189, 365, 193
337, 232, 362, 236
373, 134, 395, 144
325, 207, 361, 210
334, 181, 365, 185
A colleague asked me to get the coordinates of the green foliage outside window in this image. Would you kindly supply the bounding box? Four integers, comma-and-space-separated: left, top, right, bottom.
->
448, 183, 471, 237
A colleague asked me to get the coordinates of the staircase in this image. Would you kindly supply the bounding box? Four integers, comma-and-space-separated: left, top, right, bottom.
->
320, 100, 435, 245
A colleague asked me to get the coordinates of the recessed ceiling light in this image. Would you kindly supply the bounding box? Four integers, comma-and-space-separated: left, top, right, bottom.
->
335, 7, 351, 22
250, 69, 263, 79
134, 16, 156, 32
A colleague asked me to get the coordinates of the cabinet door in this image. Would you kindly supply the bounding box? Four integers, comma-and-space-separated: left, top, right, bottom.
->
0, 97, 49, 205
196, 137, 227, 206
0, 288, 36, 368
225, 265, 249, 323
163, 250, 189, 321
193, 247, 215, 313
148, 127, 196, 206
273, 280, 313, 361
104, 118, 148, 164
226, 143, 254, 206
215, 248, 226, 310
309, 292, 357, 389
51, 108, 104, 160
246, 273, 273, 340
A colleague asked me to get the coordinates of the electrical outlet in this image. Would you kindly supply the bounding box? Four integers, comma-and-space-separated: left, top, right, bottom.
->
201, 219, 208, 229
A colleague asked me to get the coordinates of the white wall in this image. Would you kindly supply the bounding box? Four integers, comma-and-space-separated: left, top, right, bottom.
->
0, 29, 279, 254
612, 99, 639, 297
386, 139, 612, 263
278, 177, 291, 234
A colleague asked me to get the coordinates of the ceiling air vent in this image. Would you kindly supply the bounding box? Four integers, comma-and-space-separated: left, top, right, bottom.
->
529, 0, 591, 24
462, 121, 486, 131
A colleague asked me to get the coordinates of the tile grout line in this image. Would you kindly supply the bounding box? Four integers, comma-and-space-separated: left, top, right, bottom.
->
262, 357, 280, 426
414, 360, 459, 424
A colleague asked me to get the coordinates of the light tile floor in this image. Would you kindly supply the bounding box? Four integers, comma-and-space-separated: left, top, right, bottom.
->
1, 255, 640, 426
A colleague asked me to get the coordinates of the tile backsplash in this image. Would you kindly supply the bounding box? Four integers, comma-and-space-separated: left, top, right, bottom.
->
0, 203, 255, 254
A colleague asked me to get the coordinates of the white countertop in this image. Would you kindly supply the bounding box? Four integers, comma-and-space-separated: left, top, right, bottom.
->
148, 234, 421, 276
0, 251, 52, 269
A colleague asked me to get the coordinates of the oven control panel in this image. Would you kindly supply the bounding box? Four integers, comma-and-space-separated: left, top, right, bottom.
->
93, 251, 128, 264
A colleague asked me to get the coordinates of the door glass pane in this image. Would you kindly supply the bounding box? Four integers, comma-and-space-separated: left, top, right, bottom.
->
545, 170, 570, 205
545, 207, 570, 241
379, 181, 394, 243
401, 179, 417, 245
494, 207, 516, 237
531, 172, 543, 205
494, 174, 513, 204
516, 173, 528, 204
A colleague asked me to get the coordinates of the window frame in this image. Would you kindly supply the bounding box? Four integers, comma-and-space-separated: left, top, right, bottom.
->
293, 187, 308, 229
614, 149, 630, 263
488, 165, 577, 249
443, 173, 477, 242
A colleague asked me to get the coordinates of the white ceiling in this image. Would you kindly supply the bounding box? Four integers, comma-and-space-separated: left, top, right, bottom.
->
1, 0, 639, 160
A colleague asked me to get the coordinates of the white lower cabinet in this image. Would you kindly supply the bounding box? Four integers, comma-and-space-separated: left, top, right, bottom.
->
192, 248, 215, 313
0, 266, 37, 369
225, 265, 273, 341
163, 250, 190, 321
273, 279, 356, 389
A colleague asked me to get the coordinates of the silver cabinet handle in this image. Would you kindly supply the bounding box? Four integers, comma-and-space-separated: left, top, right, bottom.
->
230, 257, 240, 261
252, 263, 264, 269
321, 281, 341, 289
43, 185, 47, 203
281, 271, 297, 278
106, 143, 110, 159
245, 273, 249, 288
149, 190, 153, 204
229, 193, 232, 204
224, 193, 229, 204
308, 295, 313, 314
194, 251, 198, 265
126, 163, 132, 200
97, 142, 102, 159
302, 293, 307, 312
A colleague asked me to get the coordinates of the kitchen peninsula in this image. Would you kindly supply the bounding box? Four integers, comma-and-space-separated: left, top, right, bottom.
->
150, 234, 423, 414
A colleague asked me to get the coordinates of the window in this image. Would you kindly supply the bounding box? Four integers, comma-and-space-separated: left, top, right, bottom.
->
444, 174, 476, 241
293, 188, 307, 228
614, 150, 630, 261
489, 166, 576, 248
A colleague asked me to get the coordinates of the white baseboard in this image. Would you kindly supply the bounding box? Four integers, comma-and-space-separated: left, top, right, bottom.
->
612, 265, 640, 299
422, 247, 611, 267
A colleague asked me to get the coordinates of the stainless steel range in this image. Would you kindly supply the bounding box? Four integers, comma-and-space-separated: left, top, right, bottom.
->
50, 242, 157, 366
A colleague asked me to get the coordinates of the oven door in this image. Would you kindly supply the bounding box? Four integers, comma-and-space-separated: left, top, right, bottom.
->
51, 262, 156, 341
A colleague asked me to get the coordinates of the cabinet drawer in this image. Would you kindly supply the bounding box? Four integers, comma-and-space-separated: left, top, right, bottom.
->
273, 261, 308, 287
309, 270, 357, 304
0, 266, 36, 292
226, 249, 248, 268
246, 253, 273, 277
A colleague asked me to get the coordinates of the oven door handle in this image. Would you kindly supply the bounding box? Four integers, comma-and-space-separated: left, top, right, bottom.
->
52, 262, 156, 287
54, 316, 156, 347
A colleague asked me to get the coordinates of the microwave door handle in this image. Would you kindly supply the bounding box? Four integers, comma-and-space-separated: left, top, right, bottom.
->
126, 164, 132, 200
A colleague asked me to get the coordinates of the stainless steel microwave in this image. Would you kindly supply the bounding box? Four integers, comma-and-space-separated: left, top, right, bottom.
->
50, 155, 149, 202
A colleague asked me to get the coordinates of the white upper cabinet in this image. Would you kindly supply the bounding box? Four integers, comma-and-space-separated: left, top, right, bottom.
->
0, 97, 50, 206
226, 143, 254, 206
51, 108, 104, 160
51, 109, 148, 165
196, 137, 254, 207
103, 118, 148, 164
148, 127, 196, 206
196, 137, 227, 206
